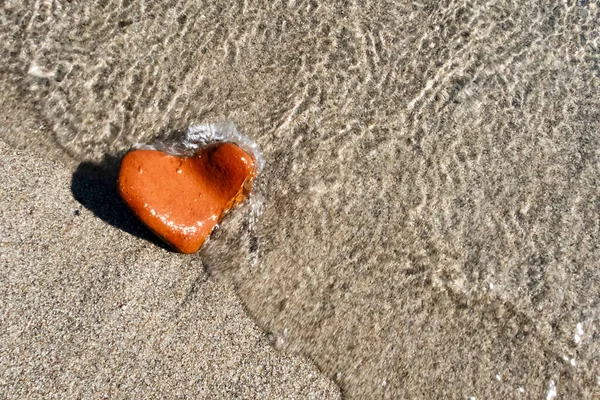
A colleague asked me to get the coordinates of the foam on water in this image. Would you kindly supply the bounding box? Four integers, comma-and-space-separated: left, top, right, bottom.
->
134, 123, 265, 174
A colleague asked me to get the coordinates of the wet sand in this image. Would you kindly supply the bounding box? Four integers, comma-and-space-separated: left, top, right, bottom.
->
2, 1, 600, 398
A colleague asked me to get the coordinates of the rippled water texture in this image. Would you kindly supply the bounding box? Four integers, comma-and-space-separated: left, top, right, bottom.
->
2, 0, 600, 397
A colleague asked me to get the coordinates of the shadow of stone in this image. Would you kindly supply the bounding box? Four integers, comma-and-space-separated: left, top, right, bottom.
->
71, 153, 173, 251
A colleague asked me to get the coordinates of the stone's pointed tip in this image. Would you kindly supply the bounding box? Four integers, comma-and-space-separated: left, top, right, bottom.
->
118, 143, 257, 253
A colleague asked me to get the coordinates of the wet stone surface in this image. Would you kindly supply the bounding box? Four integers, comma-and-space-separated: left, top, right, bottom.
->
119, 143, 257, 253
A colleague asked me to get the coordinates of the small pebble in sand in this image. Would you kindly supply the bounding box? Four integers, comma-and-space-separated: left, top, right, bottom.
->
118, 142, 257, 253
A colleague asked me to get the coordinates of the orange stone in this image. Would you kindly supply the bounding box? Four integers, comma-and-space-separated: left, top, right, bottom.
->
118, 143, 257, 253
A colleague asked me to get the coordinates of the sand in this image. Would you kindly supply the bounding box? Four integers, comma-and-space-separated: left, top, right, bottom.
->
0, 140, 340, 399
2, 0, 600, 398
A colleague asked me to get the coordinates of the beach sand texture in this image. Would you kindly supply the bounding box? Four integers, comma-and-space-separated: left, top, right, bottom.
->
0, 140, 340, 399
2, 0, 600, 398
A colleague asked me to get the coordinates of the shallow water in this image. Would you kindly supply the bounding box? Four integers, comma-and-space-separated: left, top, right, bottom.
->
2, 0, 600, 397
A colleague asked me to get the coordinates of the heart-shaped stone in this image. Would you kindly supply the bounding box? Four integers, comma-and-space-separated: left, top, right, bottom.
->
118, 143, 257, 253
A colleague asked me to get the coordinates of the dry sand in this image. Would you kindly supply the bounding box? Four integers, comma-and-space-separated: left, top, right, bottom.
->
0, 139, 340, 399
2, 0, 600, 398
